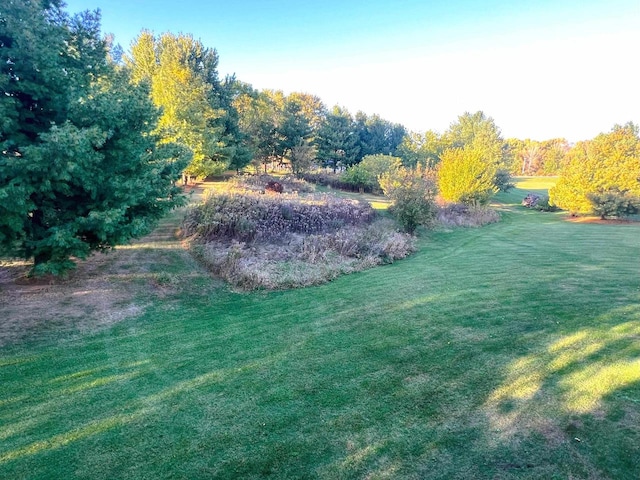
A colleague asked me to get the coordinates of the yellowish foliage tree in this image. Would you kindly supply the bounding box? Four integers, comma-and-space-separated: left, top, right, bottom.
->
437, 147, 498, 205
550, 123, 640, 215
128, 32, 232, 179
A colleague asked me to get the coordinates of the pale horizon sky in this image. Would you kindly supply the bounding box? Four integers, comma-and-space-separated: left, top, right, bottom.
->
64, 0, 640, 142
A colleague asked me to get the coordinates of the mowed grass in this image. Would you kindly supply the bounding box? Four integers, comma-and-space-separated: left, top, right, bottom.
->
1, 179, 640, 479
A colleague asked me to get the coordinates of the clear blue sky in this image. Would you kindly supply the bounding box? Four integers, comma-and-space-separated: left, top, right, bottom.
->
64, 0, 640, 141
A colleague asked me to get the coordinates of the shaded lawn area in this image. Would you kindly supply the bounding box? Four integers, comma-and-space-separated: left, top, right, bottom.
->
1, 180, 640, 479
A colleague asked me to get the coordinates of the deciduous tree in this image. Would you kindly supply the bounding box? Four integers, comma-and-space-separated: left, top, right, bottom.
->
128, 32, 243, 179
550, 123, 640, 215
438, 147, 498, 205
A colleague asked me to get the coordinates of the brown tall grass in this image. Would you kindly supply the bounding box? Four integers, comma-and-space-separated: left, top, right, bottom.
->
182, 191, 414, 290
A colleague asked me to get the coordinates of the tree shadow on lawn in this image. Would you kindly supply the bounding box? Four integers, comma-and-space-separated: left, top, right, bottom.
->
1, 190, 639, 478
0, 285, 639, 479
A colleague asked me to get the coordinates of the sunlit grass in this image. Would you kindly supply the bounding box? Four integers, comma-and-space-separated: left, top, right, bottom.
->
1, 177, 639, 479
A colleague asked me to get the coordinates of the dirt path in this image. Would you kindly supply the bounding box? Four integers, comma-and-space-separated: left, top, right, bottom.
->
0, 184, 211, 348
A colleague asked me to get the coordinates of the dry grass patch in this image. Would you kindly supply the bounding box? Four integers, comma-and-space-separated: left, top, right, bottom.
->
183, 188, 415, 290
0, 192, 210, 347
437, 203, 501, 228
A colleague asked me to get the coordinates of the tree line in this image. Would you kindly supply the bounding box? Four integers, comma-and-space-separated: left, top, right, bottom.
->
1, 1, 638, 274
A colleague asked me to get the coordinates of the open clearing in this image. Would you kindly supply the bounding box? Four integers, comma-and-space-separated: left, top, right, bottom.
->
1, 179, 639, 479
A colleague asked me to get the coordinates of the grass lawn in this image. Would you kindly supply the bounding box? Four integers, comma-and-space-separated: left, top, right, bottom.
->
1, 179, 639, 479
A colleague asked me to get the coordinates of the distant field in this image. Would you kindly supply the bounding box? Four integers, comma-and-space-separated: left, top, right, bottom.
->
494, 176, 559, 205
1, 178, 639, 479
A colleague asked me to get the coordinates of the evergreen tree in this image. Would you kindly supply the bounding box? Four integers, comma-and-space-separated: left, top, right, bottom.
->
315, 106, 360, 171
355, 112, 406, 161
0, 1, 187, 275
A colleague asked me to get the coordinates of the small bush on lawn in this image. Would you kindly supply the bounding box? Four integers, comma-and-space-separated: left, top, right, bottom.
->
437, 203, 500, 228
534, 196, 559, 212
587, 189, 639, 219
380, 165, 438, 233
522, 193, 541, 208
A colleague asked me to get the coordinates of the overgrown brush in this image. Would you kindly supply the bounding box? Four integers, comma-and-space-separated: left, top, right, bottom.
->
437, 203, 500, 228
183, 191, 376, 243
228, 174, 315, 193
189, 219, 415, 290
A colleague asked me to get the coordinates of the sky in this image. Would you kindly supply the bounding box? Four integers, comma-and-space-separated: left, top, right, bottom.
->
63, 0, 640, 142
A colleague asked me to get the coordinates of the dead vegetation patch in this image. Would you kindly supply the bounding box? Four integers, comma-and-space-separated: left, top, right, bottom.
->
182, 182, 415, 290
0, 187, 210, 348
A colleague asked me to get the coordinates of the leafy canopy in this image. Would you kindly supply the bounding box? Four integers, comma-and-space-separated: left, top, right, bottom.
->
550, 123, 640, 215
128, 32, 246, 178
438, 147, 498, 205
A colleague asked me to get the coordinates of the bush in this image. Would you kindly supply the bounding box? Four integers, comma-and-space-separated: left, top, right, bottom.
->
228, 175, 315, 193
587, 189, 639, 219
437, 203, 500, 228
300, 172, 368, 193
182, 191, 376, 243
186, 215, 414, 290
265, 181, 284, 193
522, 193, 541, 208
494, 169, 515, 192
534, 196, 559, 212
342, 155, 402, 193
379, 165, 438, 233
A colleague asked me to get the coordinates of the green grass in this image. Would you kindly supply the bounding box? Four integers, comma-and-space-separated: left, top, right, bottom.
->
1, 179, 640, 479
494, 176, 559, 205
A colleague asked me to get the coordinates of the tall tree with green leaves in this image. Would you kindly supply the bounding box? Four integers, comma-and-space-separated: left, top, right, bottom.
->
233, 88, 283, 172
315, 106, 360, 171
0, 2, 187, 275
396, 130, 445, 168
442, 111, 505, 166
442, 111, 512, 191
550, 123, 640, 215
354, 112, 406, 161
128, 32, 244, 179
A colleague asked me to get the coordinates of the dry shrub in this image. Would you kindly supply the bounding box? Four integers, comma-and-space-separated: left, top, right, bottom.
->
437, 203, 500, 228
265, 180, 284, 193
228, 174, 315, 193
182, 191, 376, 243
187, 218, 415, 290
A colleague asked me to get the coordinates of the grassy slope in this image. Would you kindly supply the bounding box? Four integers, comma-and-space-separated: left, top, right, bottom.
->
1, 179, 640, 479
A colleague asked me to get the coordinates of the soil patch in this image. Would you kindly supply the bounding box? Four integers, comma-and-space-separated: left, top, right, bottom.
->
565, 216, 637, 225
0, 185, 210, 348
